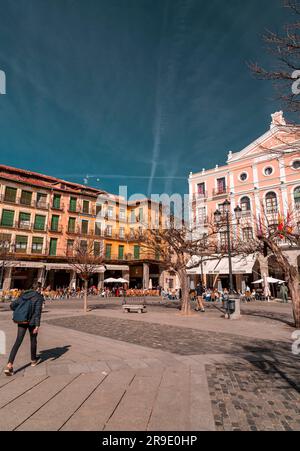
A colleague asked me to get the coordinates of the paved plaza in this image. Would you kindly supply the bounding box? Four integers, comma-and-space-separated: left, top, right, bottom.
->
0, 298, 299, 431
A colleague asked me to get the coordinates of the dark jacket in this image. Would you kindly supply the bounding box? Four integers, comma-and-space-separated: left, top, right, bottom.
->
10, 290, 44, 327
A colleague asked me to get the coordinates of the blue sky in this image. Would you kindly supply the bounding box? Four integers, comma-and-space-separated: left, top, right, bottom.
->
0, 0, 289, 196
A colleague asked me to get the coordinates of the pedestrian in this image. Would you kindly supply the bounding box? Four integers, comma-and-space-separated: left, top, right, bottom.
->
280, 283, 289, 303
4, 282, 44, 376
195, 283, 205, 312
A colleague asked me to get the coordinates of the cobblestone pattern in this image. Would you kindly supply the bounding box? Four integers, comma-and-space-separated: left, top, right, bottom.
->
46, 315, 293, 357
206, 361, 300, 431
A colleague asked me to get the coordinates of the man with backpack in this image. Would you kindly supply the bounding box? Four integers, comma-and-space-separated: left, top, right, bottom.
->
4, 282, 44, 376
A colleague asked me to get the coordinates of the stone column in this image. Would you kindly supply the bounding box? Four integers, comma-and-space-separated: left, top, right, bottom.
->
37, 267, 46, 286
258, 255, 269, 278
143, 263, 150, 289
98, 272, 104, 290
3, 267, 12, 291
122, 269, 130, 282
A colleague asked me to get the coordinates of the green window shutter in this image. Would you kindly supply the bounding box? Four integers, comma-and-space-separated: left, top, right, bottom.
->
51, 215, 59, 231
53, 194, 61, 209
68, 217, 76, 232
49, 238, 57, 256
32, 237, 43, 253
83, 200, 89, 214
134, 245, 140, 259
34, 215, 46, 231
82, 220, 88, 234
118, 245, 124, 260
105, 244, 112, 259
4, 187, 17, 203
1, 210, 15, 227
94, 241, 101, 256
20, 190, 32, 205
16, 235, 28, 252
69, 197, 77, 212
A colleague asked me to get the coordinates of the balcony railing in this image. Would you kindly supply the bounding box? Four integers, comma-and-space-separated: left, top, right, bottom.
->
51, 203, 65, 211
192, 192, 208, 202
49, 224, 63, 233
212, 187, 228, 198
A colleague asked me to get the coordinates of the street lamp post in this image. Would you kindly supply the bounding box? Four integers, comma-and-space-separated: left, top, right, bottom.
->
214, 200, 242, 318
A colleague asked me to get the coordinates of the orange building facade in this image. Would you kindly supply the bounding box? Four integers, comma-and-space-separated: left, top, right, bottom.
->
0, 165, 174, 291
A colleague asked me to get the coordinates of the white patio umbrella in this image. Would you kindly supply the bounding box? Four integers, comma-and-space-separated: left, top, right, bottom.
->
104, 278, 119, 283
252, 277, 285, 284
115, 278, 129, 284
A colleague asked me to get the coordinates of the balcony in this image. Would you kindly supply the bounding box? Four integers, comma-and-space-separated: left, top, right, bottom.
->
49, 224, 63, 233
192, 192, 208, 203
212, 187, 228, 198
51, 203, 65, 212
35, 200, 49, 210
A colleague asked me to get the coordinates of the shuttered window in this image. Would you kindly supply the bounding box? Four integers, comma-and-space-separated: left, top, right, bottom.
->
105, 244, 112, 259
94, 241, 101, 256
4, 187, 17, 203
1, 210, 14, 227
68, 217, 76, 233
32, 237, 43, 253
51, 215, 59, 231
82, 220, 88, 234
49, 238, 57, 256
34, 215, 46, 231
20, 190, 32, 205
37, 193, 47, 208
19, 212, 31, 228
83, 200, 89, 214
134, 245, 140, 259
118, 245, 124, 260
53, 194, 61, 209
69, 197, 77, 212
15, 235, 28, 252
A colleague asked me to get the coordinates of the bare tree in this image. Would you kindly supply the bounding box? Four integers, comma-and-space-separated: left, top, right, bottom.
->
67, 239, 104, 313
250, 1, 300, 115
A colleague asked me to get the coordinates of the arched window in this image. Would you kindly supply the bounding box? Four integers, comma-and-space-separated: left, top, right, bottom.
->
265, 192, 278, 213
240, 196, 251, 212
294, 186, 300, 208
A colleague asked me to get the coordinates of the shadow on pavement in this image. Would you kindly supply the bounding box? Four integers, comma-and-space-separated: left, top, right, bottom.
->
39, 345, 71, 363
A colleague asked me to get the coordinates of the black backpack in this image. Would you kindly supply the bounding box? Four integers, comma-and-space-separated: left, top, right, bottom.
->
12, 296, 34, 324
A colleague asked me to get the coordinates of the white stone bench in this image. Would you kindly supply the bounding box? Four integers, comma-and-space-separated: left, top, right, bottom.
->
122, 304, 147, 314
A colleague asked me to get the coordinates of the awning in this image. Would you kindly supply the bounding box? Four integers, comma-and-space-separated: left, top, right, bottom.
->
105, 264, 129, 271
187, 254, 256, 275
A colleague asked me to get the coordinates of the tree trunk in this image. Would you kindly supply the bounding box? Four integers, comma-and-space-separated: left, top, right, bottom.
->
84, 279, 88, 313
287, 269, 300, 328
178, 269, 191, 316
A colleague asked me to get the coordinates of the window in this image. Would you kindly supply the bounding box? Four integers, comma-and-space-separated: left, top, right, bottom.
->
81, 220, 89, 234
118, 245, 124, 260
95, 223, 101, 236
34, 215, 46, 231
130, 228, 135, 238
15, 235, 28, 253
240, 196, 251, 212
32, 237, 43, 254
83, 200, 89, 214
294, 187, 300, 209
292, 160, 300, 170
66, 239, 74, 256
53, 194, 61, 209
80, 240, 87, 252
68, 217, 76, 233
265, 192, 278, 213
198, 207, 206, 224
220, 231, 227, 249
119, 227, 125, 239
119, 208, 126, 220
105, 244, 112, 259
242, 227, 253, 240
107, 206, 113, 218
264, 167, 273, 176
239, 172, 248, 182
197, 183, 205, 196
4, 187, 17, 203
130, 210, 135, 223
1, 210, 15, 227
139, 207, 143, 222
19, 212, 31, 229
51, 215, 59, 231
69, 197, 77, 212
216, 177, 226, 194
134, 245, 140, 259
49, 238, 58, 256
95, 205, 102, 215
37, 193, 47, 208
94, 241, 101, 256
105, 225, 112, 237
20, 190, 32, 206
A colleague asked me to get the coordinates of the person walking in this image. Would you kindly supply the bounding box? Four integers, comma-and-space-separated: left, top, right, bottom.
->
195, 283, 205, 312
280, 283, 289, 303
4, 282, 44, 376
